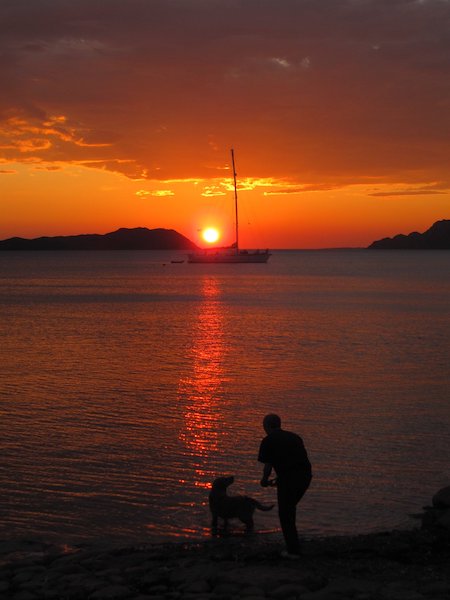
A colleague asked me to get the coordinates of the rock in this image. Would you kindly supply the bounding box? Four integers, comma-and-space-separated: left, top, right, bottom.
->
380, 581, 424, 600
269, 583, 309, 598
240, 585, 266, 597
165, 593, 182, 600
79, 576, 111, 593
170, 562, 218, 586
432, 486, 450, 508
215, 565, 309, 592
0, 580, 10, 593
326, 577, 379, 595
182, 579, 211, 593
381, 591, 424, 600
145, 584, 169, 594
300, 575, 328, 592
213, 581, 241, 595
139, 572, 168, 588
12, 572, 33, 585
18, 573, 49, 593
81, 558, 109, 572
299, 577, 376, 600
122, 565, 148, 578
50, 560, 86, 576
107, 574, 125, 585
301, 590, 340, 600
11, 591, 38, 600
89, 584, 132, 599
38, 590, 60, 600
420, 581, 450, 595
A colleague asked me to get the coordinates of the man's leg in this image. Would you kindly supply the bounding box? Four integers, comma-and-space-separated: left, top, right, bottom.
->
277, 475, 311, 555
277, 484, 300, 554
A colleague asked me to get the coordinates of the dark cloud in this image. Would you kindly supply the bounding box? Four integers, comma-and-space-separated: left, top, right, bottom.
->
369, 182, 450, 197
0, 0, 449, 184
264, 183, 341, 194
370, 190, 446, 197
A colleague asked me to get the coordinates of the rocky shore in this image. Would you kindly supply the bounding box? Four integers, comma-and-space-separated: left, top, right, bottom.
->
1, 486, 449, 600
0, 527, 449, 600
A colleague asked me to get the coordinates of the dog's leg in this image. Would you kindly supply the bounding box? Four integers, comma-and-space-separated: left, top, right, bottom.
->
242, 516, 254, 532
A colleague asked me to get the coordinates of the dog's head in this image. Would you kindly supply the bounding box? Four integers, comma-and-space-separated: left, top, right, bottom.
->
211, 476, 234, 493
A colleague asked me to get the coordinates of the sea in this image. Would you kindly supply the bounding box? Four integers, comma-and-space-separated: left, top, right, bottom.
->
1, 250, 449, 547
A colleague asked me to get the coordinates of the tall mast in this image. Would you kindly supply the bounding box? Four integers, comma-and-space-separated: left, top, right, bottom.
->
231, 148, 239, 251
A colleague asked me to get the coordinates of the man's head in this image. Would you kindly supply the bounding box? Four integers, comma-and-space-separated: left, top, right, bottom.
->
263, 413, 281, 434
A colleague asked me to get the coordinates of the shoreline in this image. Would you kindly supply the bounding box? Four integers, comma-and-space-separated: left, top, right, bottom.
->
1, 527, 449, 600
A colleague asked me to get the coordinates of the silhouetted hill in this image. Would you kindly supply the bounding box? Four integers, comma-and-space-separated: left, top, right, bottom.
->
0, 228, 199, 251
369, 219, 450, 249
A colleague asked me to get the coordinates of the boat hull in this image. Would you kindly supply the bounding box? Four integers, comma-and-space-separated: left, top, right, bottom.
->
187, 251, 271, 264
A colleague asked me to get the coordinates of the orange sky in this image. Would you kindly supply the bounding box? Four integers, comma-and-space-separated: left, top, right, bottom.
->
1, 0, 449, 248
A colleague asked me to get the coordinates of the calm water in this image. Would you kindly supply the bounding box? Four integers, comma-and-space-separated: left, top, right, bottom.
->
1, 250, 449, 546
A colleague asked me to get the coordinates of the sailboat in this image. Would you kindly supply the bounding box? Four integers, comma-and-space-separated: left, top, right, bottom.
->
187, 149, 271, 263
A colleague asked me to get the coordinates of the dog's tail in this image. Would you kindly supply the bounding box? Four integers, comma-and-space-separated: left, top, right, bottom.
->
253, 500, 275, 512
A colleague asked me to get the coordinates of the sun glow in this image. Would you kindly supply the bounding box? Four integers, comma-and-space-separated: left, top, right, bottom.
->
202, 227, 220, 244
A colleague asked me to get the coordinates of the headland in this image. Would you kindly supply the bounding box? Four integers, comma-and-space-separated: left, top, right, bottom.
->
0, 228, 198, 251
369, 220, 450, 249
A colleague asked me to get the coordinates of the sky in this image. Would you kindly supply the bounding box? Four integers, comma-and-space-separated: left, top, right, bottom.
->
1, 0, 449, 248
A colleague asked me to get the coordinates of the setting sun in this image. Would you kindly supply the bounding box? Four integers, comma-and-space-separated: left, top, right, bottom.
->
202, 227, 220, 244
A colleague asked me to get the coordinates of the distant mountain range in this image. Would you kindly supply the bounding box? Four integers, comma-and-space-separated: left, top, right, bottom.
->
2, 221, 449, 251
0, 227, 199, 251
369, 219, 450, 249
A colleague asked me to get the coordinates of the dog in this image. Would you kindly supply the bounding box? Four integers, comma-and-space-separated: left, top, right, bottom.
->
209, 476, 274, 534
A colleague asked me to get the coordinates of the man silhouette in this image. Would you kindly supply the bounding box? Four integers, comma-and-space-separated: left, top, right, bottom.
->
258, 413, 312, 558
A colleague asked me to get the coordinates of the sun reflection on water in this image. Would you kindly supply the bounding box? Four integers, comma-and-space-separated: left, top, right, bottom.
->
178, 277, 226, 488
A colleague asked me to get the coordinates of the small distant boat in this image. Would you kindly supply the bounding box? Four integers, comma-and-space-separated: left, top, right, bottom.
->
170, 259, 185, 264
187, 149, 271, 264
